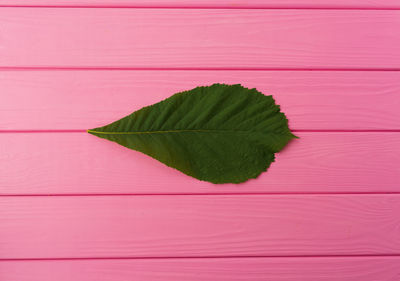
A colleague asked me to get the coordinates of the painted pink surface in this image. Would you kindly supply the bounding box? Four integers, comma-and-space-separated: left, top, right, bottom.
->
1, 70, 400, 131
1, 132, 400, 195
2, 0, 400, 8
1, 195, 400, 259
1, 2, 399, 280
1, 257, 400, 281
0, 9, 399, 69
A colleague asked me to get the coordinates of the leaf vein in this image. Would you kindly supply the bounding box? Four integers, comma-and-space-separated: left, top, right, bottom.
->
87, 129, 255, 135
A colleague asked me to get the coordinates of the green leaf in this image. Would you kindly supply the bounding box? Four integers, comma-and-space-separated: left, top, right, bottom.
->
88, 83, 297, 184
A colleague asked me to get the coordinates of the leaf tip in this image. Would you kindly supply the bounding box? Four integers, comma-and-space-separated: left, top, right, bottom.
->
87, 129, 96, 135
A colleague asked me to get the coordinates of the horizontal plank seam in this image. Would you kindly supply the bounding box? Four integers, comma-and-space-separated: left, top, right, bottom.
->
2, 192, 400, 197
0, 6, 400, 10
0, 67, 400, 72
2, 254, 400, 262
1, 130, 400, 133
294, 130, 400, 133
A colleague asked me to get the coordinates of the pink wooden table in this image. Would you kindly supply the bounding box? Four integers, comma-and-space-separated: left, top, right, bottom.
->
1, 1, 400, 280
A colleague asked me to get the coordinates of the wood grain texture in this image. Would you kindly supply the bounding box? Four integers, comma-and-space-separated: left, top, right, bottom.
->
1, 132, 399, 195
1, 194, 400, 258
1, 70, 400, 131
1, 257, 400, 281
1, 2, 399, 280
2, 0, 400, 8
0, 9, 399, 69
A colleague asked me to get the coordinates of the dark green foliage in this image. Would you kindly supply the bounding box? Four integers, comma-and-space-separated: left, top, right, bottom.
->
88, 84, 297, 184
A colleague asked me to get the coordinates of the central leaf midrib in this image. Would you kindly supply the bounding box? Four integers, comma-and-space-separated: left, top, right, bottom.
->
87, 129, 253, 135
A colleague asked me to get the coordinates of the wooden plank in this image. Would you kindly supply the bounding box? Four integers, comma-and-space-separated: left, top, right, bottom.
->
1, 70, 400, 131
2, 0, 400, 8
1, 257, 400, 281
1, 132, 399, 194
0, 9, 399, 69
1, 194, 400, 258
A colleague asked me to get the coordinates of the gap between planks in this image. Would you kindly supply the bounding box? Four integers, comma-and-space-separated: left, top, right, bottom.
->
0, 6, 400, 10
3, 192, 400, 197
0, 67, 400, 71
1, 130, 400, 133
2, 254, 400, 262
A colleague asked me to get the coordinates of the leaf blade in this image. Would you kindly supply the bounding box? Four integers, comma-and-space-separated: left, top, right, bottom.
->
88, 83, 297, 184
